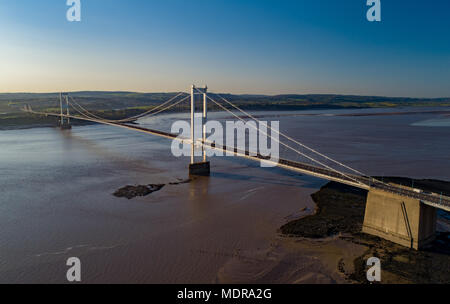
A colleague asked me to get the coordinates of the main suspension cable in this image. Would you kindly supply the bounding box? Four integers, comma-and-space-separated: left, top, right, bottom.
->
212, 92, 369, 178
68, 94, 190, 123
68, 92, 187, 123
199, 89, 365, 186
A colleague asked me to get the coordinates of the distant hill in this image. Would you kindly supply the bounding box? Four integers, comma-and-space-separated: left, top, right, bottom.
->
1, 91, 449, 114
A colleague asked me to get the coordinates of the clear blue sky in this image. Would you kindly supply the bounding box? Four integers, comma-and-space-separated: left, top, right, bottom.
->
0, 0, 449, 97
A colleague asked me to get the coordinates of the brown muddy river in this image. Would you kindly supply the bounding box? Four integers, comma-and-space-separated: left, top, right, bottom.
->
0, 107, 449, 283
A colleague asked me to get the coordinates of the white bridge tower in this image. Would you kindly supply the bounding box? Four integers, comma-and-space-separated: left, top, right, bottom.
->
58, 92, 72, 130
189, 85, 210, 176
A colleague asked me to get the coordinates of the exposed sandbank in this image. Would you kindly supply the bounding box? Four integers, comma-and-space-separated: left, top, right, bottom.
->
218, 178, 450, 284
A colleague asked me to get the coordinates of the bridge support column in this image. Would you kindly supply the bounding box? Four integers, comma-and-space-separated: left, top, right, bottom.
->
362, 188, 437, 250
189, 85, 210, 176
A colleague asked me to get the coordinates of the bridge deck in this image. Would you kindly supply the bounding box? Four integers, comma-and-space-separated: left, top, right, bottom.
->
26, 110, 450, 212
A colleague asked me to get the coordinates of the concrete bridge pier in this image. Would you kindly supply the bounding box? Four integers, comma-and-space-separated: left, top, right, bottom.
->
59, 121, 72, 130
189, 162, 211, 176
362, 188, 437, 250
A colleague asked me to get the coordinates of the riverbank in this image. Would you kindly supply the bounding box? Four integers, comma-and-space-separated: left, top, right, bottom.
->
280, 178, 450, 284
2, 105, 450, 131
0, 113, 95, 130
217, 178, 449, 284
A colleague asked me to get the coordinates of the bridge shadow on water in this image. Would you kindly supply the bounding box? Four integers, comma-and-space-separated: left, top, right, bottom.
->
210, 157, 325, 189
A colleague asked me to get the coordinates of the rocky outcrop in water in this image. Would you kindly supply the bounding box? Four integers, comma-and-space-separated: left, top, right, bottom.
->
113, 184, 165, 199
113, 178, 193, 200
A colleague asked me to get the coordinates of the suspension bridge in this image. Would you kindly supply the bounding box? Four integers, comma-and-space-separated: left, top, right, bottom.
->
23, 85, 450, 250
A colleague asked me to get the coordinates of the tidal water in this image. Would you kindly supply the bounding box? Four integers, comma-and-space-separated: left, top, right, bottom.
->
0, 107, 449, 283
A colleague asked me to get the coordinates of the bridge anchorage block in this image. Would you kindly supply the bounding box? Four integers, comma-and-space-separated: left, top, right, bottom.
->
362, 188, 437, 250
189, 162, 210, 176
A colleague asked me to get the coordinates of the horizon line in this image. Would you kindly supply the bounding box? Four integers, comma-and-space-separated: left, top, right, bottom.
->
0, 90, 449, 100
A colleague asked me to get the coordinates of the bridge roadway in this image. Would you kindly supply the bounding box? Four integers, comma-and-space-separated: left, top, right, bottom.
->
27, 110, 450, 212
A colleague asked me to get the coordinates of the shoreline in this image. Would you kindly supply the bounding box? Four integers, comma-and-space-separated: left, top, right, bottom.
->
2, 106, 450, 131
0, 117, 95, 131
279, 178, 450, 284
217, 178, 450, 284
